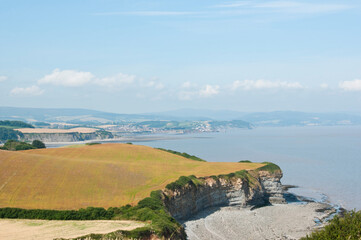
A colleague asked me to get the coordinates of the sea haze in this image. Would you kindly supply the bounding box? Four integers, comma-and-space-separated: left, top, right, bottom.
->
134, 126, 361, 210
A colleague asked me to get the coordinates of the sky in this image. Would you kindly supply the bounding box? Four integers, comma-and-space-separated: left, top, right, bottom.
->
0, 0, 361, 114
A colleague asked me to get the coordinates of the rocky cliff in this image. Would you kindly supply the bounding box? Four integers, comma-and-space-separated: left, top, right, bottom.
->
162, 169, 286, 220
20, 131, 114, 143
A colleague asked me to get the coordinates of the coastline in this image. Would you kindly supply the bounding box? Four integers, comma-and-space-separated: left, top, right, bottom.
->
182, 190, 341, 240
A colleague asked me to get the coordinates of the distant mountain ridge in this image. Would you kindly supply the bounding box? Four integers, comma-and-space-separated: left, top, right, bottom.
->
1, 106, 361, 127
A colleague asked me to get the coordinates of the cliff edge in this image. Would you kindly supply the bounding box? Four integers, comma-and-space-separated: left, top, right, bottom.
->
162, 164, 286, 220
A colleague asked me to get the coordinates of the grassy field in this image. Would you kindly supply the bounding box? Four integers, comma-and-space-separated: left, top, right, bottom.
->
0, 219, 146, 240
0, 143, 263, 210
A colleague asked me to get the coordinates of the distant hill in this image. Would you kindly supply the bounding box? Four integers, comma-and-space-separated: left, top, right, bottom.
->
147, 108, 247, 121
241, 111, 361, 127
1, 107, 361, 127
0, 107, 155, 124
151, 109, 361, 126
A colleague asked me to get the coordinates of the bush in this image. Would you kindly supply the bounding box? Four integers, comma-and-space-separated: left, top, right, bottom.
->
301, 210, 361, 240
2, 140, 35, 151
257, 162, 281, 173
32, 140, 46, 149
157, 148, 206, 162
85, 142, 101, 146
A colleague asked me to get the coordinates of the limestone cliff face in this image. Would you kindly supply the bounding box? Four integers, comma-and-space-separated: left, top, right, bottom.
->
21, 131, 114, 143
162, 170, 285, 220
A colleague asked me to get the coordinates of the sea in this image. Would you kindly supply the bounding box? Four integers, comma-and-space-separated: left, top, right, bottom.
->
133, 126, 361, 211
50, 125, 361, 210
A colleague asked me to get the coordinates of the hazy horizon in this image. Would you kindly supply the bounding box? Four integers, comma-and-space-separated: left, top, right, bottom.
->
1, 0, 361, 113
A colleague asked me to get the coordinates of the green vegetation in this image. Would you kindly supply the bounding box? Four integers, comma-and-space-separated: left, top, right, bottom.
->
217, 169, 250, 181
256, 162, 281, 173
239, 160, 252, 163
0, 139, 46, 151
0, 207, 112, 220
301, 210, 361, 240
165, 170, 253, 191
1, 140, 35, 151
0, 120, 34, 129
32, 140, 46, 149
165, 175, 203, 191
85, 142, 101, 146
157, 148, 206, 162
0, 127, 23, 142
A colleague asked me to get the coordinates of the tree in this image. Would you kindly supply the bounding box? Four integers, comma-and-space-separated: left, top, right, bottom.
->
32, 140, 46, 149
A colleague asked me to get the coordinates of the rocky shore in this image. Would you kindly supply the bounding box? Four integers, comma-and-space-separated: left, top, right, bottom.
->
160, 167, 339, 240
183, 201, 336, 240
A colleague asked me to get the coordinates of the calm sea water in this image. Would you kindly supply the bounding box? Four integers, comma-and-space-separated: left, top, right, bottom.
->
132, 126, 361, 210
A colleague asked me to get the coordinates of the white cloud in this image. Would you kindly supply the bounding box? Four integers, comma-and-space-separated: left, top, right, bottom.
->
213, 1, 351, 14
178, 84, 220, 100
320, 83, 329, 89
181, 81, 198, 89
178, 91, 196, 101
95, 73, 135, 88
144, 80, 164, 90
95, 11, 196, 16
0, 76, 7, 82
38, 69, 94, 87
199, 85, 220, 97
339, 79, 361, 91
232, 79, 303, 90
10, 86, 44, 96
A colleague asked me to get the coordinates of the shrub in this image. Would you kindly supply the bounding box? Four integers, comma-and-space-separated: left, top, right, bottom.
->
239, 160, 252, 163
157, 148, 206, 162
32, 140, 46, 149
2, 140, 35, 151
301, 210, 361, 240
85, 142, 101, 146
257, 162, 281, 173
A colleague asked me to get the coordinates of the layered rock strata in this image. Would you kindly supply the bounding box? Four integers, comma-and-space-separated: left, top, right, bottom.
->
163, 170, 286, 220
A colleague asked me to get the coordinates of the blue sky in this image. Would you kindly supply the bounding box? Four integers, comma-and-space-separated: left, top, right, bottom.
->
0, 0, 361, 113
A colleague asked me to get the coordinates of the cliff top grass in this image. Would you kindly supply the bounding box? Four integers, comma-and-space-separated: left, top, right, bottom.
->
0, 143, 264, 210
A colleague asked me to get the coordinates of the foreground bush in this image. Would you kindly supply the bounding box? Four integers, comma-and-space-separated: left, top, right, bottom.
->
301, 210, 361, 240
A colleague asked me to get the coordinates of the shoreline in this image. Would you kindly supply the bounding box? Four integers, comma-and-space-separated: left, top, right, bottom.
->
182, 191, 342, 240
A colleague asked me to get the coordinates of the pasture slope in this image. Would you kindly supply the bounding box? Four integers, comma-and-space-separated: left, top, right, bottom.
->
0, 143, 263, 210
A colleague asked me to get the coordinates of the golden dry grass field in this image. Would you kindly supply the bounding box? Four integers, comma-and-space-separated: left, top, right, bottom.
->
0, 143, 263, 210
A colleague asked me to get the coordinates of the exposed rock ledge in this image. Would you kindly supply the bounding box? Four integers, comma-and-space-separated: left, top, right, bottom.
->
20, 131, 114, 143
162, 169, 286, 220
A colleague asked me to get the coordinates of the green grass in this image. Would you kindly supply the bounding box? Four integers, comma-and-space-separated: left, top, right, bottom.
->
165, 175, 204, 191
256, 162, 281, 173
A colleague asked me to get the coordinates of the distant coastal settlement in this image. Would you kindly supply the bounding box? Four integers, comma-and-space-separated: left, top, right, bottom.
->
0, 119, 252, 144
